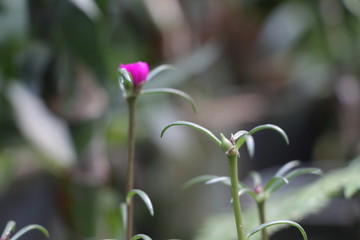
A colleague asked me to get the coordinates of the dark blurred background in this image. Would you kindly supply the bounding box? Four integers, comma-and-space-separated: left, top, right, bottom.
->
1, 0, 360, 240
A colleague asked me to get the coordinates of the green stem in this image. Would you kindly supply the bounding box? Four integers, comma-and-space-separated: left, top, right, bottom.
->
228, 155, 245, 240
126, 96, 137, 240
257, 201, 269, 240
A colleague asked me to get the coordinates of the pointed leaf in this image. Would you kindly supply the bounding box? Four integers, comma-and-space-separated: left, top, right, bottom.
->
119, 202, 127, 230
1, 221, 16, 239
275, 160, 300, 177
183, 175, 220, 189
126, 189, 154, 216
229, 181, 256, 202
233, 130, 248, 141
249, 124, 289, 145
264, 177, 289, 194
238, 188, 257, 200
146, 64, 175, 82
245, 135, 255, 158
250, 171, 262, 187
235, 135, 247, 150
11, 225, 49, 240
205, 177, 231, 186
285, 168, 322, 182
265, 168, 321, 194
131, 234, 152, 240
141, 88, 197, 112
236, 181, 258, 200
246, 220, 307, 240
234, 133, 255, 157
161, 121, 221, 146
183, 175, 256, 199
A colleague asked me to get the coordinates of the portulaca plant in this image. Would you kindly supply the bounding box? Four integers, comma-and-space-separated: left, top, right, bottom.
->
0, 221, 49, 240
161, 121, 321, 240
118, 62, 196, 240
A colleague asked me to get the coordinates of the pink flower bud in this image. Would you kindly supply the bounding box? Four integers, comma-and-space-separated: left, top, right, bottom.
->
119, 62, 150, 87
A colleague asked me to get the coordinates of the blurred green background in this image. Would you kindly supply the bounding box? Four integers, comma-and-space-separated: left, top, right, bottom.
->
1, 0, 360, 240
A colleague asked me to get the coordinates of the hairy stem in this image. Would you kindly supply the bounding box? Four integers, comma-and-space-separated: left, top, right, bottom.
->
126, 96, 137, 240
228, 155, 245, 240
257, 201, 269, 240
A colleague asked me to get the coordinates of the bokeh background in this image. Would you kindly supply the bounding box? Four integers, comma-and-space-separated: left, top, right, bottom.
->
1, 0, 360, 240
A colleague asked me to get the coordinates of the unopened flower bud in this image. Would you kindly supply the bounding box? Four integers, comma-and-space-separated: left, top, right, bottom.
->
120, 62, 149, 87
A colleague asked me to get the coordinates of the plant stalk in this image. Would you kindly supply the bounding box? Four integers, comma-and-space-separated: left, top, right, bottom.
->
228, 155, 245, 240
257, 201, 269, 240
126, 96, 137, 240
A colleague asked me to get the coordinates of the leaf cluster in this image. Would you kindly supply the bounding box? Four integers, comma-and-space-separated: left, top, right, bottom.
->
195, 156, 360, 240
0, 221, 49, 240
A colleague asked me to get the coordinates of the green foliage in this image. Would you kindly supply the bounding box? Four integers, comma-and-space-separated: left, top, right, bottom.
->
182, 175, 224, 189
263, 160, 322, 197
126, 189, 154, 217
195, 156, 360, 240
1, 220, 49, 240
131, 234, 152, 240
161, 121, 221, 146
234, 124, 289, 156
246, 220, 307, 240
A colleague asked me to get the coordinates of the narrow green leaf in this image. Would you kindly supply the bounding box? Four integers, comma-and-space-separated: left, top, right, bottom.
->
235, 135, 246, 150
161, 121, 221, 146
230, 181, 257, 202
237, 181, 257, 200
119, 202, 127, 230
250, 171, 262, 188
126, 189, 154, 216
285, 168, 322, 182
234, 133, 255, 157
1, 221, 16, 239
141, 88, 197, 112
275, 160, 300, 177
264, 177, 289, 193
249, 124, 289, 145
183, 175, 256, 200
131, 234, 152, 240
205, 177, 231, 186
11, 225, 49, 240
246, 220, 307, 240
245, 135, 255, 158
233, 130, 248, 141
238, 188, 257, 200
266, 168, 321, 194
146, 64, 175, 82
183, 175, 220, 189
